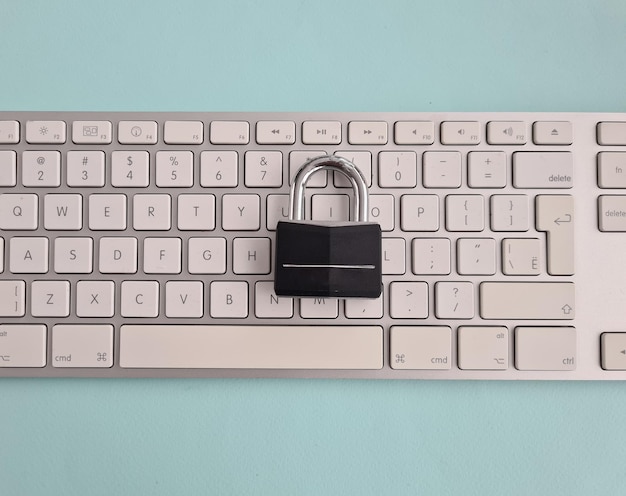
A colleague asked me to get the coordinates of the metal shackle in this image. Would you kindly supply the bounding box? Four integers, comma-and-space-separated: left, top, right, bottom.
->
290, 155, 369, 222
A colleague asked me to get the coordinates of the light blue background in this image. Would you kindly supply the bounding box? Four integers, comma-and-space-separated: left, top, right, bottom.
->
1, 1, 626, 494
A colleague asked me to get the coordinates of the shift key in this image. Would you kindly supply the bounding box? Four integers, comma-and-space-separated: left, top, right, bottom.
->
480, 282, 575, 319
513, 152, 573, 188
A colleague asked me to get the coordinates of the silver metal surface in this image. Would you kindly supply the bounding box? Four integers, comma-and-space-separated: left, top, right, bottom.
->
289, 154, 369, 222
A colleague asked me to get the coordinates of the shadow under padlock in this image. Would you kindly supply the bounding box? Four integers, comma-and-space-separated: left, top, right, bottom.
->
274, 155, 382, 298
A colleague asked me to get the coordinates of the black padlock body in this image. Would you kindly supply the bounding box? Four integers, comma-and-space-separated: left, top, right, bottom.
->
274, 221, 382, 298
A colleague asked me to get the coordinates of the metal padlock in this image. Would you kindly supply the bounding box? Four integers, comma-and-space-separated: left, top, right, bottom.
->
274, 155, 382, 298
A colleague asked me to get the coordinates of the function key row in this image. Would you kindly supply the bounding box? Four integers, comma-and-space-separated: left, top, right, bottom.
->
9, 119, 626, 146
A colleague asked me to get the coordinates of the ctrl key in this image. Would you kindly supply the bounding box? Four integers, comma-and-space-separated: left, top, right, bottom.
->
0, 325, 47, 367
515, 327, 576, 371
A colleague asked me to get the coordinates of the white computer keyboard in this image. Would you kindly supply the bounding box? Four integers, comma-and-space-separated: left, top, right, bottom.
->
1, 111, 626, 379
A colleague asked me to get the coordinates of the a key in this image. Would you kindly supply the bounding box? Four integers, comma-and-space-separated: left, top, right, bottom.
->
601, 333, 626, 370
381, 238, 406, 275
311, 194, 349, 221
254, 282, 294, 319
334, 151, 372, 187
457, 238, 496, 275
118, 121, 157, 144
467, 151, 507, 188
348, 121, 388, 145
0, 150, 17, 186
232, 237, 271, 275
76, 281, 115, 317
177, 194, 216, 231
188, 237, 227, 274
458, 326, 508, 370
394, 121, 434, 145
599, 195, 626, 232
143, 237, 182, 274
502, 238, 541, 276
300, 297, 338, 319
412, 238, 450, 275
99, 237, 137, 274
378, 151, 417, 188
0, 325, 46, 367
301, 121, 341, 145
10, 237, 48, 273
536, 195, 574, 275
200, 151, 238, 187
440, 121, 480, 145
597, 122, 626, 145
486, 121, 527, 145
221, 194, 260, 231
209, 281, 248, 318
119, 325, 382, 369
598, 153, 626, 188
210, 121, 249, 144
165, 281, 204, 318
389, 282, 428, 319
446, 195, 484, 232
72, 120, 112, 144
345, 292, 384, 319
44, 194, 82, 230
52, 325, 114, 368
533, 121, 572, 145
88, 194, 127, 230
255, 121, 296, 145
0, 194, 38, 230
491, 195, 530, 232
422, 151, 462, 188
390, 326, 451, 370
26, 120, 66, 144
133, 194, 171, 230
156, 151, 193, 187
513, 152, 573, 188
480, 282, 574, 319
400, 195, 439, 232
164, 121, 204, 144
111, 151, 150, 188
245, 151, 283, 187
435, 282, 475, 319
31, 280, 70, 317
0, 281, 26, 317
66, 151, 106, 187
121, 281, 159, 317
515, 327, 576, 370
266, 194, 290, 231
0, 120, 19, 144
53, 237, 93, 274
289, 151, 327, 187
22, 151, 61, 187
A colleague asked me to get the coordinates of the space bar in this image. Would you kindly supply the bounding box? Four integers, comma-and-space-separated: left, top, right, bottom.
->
120, 325, 383, 369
